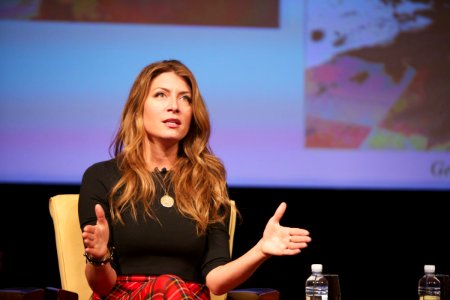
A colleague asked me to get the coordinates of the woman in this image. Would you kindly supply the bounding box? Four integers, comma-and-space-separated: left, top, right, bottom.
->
78, 59, 311, 299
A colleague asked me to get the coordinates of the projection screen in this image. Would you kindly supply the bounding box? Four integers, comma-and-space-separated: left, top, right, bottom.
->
0, 0, 449, 190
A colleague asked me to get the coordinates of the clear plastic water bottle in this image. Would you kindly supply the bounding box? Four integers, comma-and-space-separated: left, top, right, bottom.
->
418, 264, 441, 300
305, 264, 328, 300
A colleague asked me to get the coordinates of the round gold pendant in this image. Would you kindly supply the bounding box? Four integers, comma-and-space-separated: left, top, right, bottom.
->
160, 195, 174, 208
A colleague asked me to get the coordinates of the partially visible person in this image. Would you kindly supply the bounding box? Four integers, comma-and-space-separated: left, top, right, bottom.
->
78, 59, 312, 299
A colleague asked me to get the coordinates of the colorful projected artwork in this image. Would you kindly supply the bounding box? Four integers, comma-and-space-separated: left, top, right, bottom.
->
0, 0, 279, 28
305, 0, 450, 151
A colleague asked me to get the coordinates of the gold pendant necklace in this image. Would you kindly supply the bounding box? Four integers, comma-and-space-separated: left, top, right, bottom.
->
154, 168, 174, 208
160, 194, 174, 208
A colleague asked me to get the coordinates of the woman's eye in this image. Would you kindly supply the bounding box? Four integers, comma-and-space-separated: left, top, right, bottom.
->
180, 95, 192, 103
155, 92, 165, 98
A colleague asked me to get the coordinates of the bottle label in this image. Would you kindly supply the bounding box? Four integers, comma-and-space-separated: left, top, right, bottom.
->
420, 296, 440, 300
306, 296, 328, 300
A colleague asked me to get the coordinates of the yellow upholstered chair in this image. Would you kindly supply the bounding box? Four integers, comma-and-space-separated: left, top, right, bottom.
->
49, 194, 91, 300
49, 194, 237, 300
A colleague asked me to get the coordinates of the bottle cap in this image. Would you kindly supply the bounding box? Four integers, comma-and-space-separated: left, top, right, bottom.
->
424, 265, 435, 273
311, 264, 323, 272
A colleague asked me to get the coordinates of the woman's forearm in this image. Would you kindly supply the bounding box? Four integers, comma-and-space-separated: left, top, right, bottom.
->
206, 202, 311, 296
85, 263, 117, 296
206, 239, 270, 295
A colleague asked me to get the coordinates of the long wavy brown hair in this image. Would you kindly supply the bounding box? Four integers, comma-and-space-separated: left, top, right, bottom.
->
109, 59, 231, 235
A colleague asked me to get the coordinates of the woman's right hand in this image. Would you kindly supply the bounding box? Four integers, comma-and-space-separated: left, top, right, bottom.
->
81, 204, 110, 259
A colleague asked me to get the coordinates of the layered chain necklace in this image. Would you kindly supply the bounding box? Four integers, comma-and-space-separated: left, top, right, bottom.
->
153, 168, 175, 208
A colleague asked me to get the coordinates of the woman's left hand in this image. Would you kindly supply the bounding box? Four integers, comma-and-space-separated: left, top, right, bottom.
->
260, 202, 311, 256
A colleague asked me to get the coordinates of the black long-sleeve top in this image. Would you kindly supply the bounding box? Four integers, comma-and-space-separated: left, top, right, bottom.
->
78, 158, 231, 283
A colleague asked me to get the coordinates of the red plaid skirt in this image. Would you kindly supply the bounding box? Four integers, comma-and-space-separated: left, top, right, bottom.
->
91, 274, 211, 300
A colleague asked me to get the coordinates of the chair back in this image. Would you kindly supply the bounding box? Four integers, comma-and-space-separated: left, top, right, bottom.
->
49, 194, 236, 300
49, 194, 91, 300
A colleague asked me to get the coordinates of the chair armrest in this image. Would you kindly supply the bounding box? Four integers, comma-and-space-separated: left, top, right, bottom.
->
45, 287, 78, 300
0, 288, 45, 300
227, 288, 279, 300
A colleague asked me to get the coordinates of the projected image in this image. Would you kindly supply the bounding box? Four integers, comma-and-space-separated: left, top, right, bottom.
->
1, 0, 448, 189
0, 0, 278, 28
305, 0, 450, 151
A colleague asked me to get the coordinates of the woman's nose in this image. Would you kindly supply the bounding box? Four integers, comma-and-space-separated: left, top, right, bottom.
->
167, 96, 179, 112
